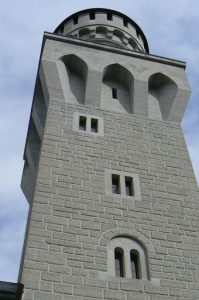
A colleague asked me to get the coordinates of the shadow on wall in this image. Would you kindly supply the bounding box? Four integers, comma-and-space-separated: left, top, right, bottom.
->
101, 63, 134, 114
57, 55, 181, 122
148, 73, 177, 121
59, 54, 88, 105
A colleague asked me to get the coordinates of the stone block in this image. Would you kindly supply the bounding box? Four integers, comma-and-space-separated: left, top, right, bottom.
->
74, 286, 103, 298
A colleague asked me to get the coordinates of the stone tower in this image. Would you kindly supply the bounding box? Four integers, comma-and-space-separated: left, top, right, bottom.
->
19, 8, 199, 300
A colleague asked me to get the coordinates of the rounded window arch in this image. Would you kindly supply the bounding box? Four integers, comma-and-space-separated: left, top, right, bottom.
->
58, 54, 88, 105
148, 72, 177, 120
115, 247, 125, 277
112, 29, 124, 43
79, 28, 90, 40
130, 249, 140, 279
128, 38, 139, 51
96, 26, 107, 39
108, 236, 149, 280
101, 63, 134, 114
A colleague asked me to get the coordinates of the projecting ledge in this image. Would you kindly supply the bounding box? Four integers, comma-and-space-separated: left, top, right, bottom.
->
43, 32, 187, 69
0, 281, 24, 300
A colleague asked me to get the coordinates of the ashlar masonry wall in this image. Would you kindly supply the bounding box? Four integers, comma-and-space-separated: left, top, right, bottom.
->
19, 35, 199, 300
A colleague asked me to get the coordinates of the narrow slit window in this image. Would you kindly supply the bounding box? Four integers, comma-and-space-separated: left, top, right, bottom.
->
112, 174, 120, 194
115, 248, 124, 277
123, 19, 128, 27
130, 251, 140, 279
112, 88, 118, 99
89, 12, 95, 20
73, 16, 78, 25
91, 118, 98, 133
125, 176, 134, 196
79, 116, 87, 131
107, 12, 113, 21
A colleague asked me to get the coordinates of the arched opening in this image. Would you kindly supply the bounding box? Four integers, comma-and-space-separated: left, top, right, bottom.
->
128, 38, 139, 51
115, 248, 125, 277
130, 250, 141, 279
108, 236, 150, 280
112, 29, 124, 43
148, 72, 177, 120
101, 64, 134, 114
60, 55, 88, 105
96, 26, 107, 39
79, 28, 90, 40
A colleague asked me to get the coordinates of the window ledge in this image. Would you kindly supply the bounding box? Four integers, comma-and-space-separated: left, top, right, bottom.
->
98, 272, 160, 286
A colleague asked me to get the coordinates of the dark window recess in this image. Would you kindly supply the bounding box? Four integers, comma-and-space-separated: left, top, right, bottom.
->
79, 116, 87, 131
123, 18, 128, 27
125, 176, 134, 196
89, 12, 95, 20
91, 118, 98, 133
112, 88, 118, 99
115, 249, 124, 277
73, 16, 78, 25
59, 25, 64, 34
131, 251, 140, 279
107, 12, 113, 21
112, 174, 120, 194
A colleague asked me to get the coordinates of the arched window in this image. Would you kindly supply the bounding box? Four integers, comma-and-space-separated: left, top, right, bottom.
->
115, 248, 124, 277
58, 55, 88, 105
79, 28, 90, 40
96, 27, 107, 39
128, 38, 139, 51
101, 64, 134, 114
108, 237, 149, 280
112, 29, 124, 43
130, 250, 140, 279
148, 72, 177, 120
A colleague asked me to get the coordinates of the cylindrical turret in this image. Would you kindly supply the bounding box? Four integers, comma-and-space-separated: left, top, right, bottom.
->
54, 8, 149, 53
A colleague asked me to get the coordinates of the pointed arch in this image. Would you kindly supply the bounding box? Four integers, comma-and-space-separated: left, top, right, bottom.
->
58, 54, 88, 105
148, 72, 177, 120
101, 63, 134, 114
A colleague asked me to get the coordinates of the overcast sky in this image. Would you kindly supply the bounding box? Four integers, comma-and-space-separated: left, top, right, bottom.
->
0, 0, 198, 282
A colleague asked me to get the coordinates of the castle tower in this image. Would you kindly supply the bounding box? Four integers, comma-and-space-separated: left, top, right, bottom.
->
19, 8, 199, 300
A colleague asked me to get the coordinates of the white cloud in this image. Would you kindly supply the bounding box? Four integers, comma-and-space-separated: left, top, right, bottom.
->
0, 0, 198, 283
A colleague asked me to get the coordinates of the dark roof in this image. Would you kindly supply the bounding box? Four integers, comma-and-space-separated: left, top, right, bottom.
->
0, 282, 24, 300
54, 8, 149, 53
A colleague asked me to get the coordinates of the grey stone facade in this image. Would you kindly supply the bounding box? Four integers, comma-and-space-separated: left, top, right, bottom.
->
19, 8, 199, 300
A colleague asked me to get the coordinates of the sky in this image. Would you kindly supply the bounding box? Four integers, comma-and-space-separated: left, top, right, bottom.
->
0, 0, 198, 282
